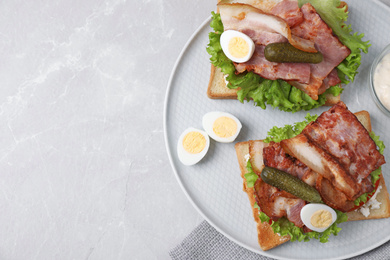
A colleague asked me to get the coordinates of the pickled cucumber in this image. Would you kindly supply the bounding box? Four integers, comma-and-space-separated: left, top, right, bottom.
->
261, 166, 323, 203
264, 43, 323, 64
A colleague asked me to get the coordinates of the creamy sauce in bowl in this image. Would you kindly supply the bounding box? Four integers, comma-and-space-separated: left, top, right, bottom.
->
373, 52, 390, 111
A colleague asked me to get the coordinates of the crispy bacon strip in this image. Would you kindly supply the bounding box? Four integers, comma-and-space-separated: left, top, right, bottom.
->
281, 133, 359, 200
316, 176, 356, 212
251, 103, 384, 213
269, 0, 304, 27
288, 3, 351, 100
218, 3, 317, 52
219, 0, 304, 27
287, 68, 341, 100
254, 178, 305, 227
317, 69, 341, 95
249, 140, 268, 173
281, 102, 385, 200
263, 141, 313, 180
302, 102, 385, 183
263, 141, 358, 212
249, 140, 305, 227
235, 45, 311, 83
240, 28, 287, 46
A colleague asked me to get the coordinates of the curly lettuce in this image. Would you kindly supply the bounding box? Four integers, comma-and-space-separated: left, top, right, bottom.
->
353, 132, 385, 205
264, 113, 318, 143
244, 159, 258, 188
298, 0, 371, 84
259, 209, 348, 243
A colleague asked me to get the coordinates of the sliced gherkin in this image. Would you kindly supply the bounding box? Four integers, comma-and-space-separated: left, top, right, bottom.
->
264, 43, 323, 64
261, 166, 323, 203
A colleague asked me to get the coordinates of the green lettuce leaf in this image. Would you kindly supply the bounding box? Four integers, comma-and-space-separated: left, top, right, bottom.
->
264, 113, 318, 143
298, 0, 370, 84
370, 131, 386, 155
244, 160, 258, 188
353, 132, 385, 205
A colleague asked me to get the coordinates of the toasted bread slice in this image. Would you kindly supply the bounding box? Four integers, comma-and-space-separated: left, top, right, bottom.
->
207, 65, 341, 105
347, 111, 390, 221
235, 141, 290, 251
207, 65, 238, 99
235, 111, 390, 250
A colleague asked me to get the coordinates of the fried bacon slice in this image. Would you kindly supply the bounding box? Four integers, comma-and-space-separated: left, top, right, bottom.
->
263, 141, 315, 182
218, 3, 317, 53
281, 102, 385, 201
235, 45, 311, 83
263, 141, 357, 212
249, 140, 268, 173
317, 69, 341, 95
288, 3, 351, 100
249, 140, 306, 227
254, 178, 305, 227
281, 133, 360, 200
303, 102, 385, 182
219, 0, 304, 27
315, 176, 355, 212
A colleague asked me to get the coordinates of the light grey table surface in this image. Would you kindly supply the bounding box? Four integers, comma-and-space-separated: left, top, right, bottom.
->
0, 0, 214, 259
0, 1, 389, 260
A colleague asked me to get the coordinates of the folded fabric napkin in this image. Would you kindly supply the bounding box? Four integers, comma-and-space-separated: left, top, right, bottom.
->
383, 0, 390, 6
170, 220, 390, 260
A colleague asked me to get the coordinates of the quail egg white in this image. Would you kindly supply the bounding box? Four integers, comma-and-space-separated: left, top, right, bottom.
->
177, 127, 210, 166
202, 111, 242, 143
300, 203, 337, 232
220, 30, 255, 63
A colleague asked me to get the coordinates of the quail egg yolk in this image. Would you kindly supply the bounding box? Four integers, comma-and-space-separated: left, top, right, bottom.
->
228, 37, 249, 59
182, 132, 206, 154
212, 116, 237, 138
310, 209, 332, 228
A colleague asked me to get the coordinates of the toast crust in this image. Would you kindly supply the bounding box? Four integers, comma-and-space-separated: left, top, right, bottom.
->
235, 141, 290, 251
207, 65, 238, 99
235, 111, 390, 250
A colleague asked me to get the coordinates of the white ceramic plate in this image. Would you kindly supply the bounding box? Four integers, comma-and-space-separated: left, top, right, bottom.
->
164, 1, 390, 259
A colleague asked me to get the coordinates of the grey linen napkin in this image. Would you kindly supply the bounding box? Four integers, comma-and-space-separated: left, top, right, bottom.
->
170, 220, 390, 260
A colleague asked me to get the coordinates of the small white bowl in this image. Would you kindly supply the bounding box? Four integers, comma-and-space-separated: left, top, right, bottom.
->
370, 44, 390, 117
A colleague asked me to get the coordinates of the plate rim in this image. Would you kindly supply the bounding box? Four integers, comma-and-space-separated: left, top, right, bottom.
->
163, 1, 390, 259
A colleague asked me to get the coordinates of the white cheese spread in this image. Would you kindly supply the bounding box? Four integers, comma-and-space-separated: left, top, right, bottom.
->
357, 185, 382, 217
244, 153, 250, 162
374, 52, 390, 110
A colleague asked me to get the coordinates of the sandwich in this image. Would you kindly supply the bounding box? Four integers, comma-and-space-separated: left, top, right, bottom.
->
206, 0, 370, 112
235, 101, 390, 250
